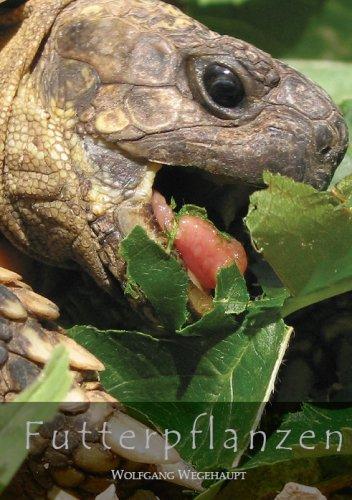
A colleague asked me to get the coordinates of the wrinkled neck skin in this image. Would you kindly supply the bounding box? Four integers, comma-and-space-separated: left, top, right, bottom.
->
4, 73, 163, 286
0, 0, 348, 293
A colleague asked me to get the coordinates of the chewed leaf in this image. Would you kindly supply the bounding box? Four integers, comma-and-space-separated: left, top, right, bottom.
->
178, 265, 249, 337
120, 225, 189, 331
243, 403, 352, 471
70, 208, 291, 472
121, 225, 249, 337
177, 203, 209, 220
214, 264, 249, 313
246, 172, 352, 316
195, 404, 352, 499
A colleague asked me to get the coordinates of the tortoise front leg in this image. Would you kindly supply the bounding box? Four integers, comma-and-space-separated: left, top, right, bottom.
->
0, 266, 201, 498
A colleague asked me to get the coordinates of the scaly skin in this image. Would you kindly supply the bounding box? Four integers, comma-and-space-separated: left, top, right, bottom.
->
0, 266, 201, 498
0, 0, 348, 293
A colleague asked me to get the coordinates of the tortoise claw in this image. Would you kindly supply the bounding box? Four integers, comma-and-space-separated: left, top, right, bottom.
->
6, 318, 104, 371
0, 284, 27, 321
106, 412, 181, 465
0, 266, 22, 284
11, 288, 60, 320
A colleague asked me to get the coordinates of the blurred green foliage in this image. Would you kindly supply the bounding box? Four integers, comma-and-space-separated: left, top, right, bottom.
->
197, 0, 251, 6
286, 60, 352, 103
182, 0, 352, 61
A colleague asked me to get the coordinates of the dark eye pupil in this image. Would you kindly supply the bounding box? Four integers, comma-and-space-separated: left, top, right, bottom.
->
203, 64, 245, 108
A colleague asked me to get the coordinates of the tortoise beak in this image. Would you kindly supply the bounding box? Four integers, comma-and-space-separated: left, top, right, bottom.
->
263, 65, 349, 190
303, 112, 349, 190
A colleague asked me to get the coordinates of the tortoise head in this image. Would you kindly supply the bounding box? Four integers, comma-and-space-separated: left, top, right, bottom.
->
43, 0, 348, 189
0, 0, 349, 290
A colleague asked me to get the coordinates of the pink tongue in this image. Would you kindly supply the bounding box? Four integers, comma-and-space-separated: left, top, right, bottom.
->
151, 190, 247, 290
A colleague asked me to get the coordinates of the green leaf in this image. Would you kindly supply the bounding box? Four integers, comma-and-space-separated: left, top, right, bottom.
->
334, 175, 352, 209
195, 481, 225, 500
243, 404, 352, 471
178, 204, 209, 220
178, 265, 249, 337
0, 346, 72, 493
246, 172, 352, 316
196, 404, 352, 499
331, 160, 352, 189
120, 225, 189, 331
120, 227, 249, 337
214, 264, 249, 314
69, 320, 291, 471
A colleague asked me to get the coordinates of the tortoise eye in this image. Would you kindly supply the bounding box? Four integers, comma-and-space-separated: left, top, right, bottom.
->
203, 64, 245, 108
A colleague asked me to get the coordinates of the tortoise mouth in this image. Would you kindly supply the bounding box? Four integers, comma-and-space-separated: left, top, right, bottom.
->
111, 159, 255, 244
86, 149, 255, 294
82, 137, 255, 244
151, 164, 255, 234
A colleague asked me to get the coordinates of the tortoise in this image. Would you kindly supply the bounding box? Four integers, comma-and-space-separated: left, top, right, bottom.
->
0, 0, 349, 498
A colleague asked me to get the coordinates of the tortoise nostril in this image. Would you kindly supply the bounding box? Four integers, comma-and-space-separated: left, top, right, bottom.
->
314, 122, 335, 158
320, 145, 332, 156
